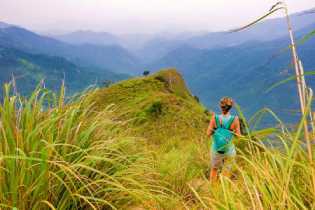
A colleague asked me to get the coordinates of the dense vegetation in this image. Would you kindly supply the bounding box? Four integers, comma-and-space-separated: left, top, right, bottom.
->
0, 69, 314, 209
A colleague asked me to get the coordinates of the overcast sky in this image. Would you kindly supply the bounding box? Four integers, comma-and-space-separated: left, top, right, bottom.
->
1, 0, 315, 34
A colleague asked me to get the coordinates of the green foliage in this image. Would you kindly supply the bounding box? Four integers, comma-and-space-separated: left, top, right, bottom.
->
156, 139, 208, 196
145, 100, 163, 117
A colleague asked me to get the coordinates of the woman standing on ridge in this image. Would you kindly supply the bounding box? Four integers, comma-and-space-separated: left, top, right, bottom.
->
206, 97, 241, 181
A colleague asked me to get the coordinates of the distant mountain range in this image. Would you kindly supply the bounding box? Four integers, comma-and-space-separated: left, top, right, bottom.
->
52, 9, 315, 63
55, 30, 120, 46
0, 22, 11, 28
186, 9, 315, 48
0, 23, 140, 74
147, 24, 315, 122
0, 46, 127, 96
0, 23, 129, 96
0, 7, 314, 122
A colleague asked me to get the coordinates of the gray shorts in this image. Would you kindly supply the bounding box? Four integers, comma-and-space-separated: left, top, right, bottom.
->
211, 152, 235, 171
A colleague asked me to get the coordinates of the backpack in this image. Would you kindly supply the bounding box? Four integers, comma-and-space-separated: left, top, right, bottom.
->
213, 115, 235, 153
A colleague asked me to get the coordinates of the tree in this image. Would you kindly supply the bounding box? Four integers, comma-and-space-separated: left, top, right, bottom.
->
143, 70, 150, 76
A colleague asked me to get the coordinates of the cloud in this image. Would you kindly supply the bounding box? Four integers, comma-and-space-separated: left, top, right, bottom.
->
0, 0, 314, 34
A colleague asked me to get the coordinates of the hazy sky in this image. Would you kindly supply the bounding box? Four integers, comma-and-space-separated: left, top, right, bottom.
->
1, 0, 315, 34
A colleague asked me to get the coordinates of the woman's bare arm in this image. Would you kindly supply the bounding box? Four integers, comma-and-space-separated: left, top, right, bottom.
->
207, 115, 216, 137
233, 116, 242, 137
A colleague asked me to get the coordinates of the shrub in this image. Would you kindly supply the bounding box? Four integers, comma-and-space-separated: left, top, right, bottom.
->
194, 95, 200, 103
145, 101, 163, 117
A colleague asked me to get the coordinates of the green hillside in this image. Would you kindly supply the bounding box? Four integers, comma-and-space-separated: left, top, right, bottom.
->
91, 69, 209, 143
0, 69, 314, 209
0, 46, 128, 96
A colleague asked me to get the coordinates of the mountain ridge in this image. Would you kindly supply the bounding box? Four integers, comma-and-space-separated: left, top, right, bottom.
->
48, 8, 315, 62
147, 23, 315, 122
0, 46, 128, 96
0, 25, 140, 74
55, 30, 120, 46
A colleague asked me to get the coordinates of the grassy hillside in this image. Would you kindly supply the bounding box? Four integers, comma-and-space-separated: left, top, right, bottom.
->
91, 69, 209, 144
0, 69, 314, 209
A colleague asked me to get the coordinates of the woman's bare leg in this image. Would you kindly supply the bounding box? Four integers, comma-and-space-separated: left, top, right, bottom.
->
209, 168, 218, 182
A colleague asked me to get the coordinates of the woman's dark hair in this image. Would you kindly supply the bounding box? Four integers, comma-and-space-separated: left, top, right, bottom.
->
220, 97, 233, 113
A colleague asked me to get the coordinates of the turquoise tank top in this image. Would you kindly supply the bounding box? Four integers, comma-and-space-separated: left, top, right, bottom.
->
211, 114, 236, 156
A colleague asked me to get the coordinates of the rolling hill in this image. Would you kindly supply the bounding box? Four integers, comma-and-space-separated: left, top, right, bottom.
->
0, 22, 140, 74
0, 46, 128, 96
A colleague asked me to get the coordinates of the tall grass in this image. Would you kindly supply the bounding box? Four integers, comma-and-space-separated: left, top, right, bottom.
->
0, 84, 176, 209
185, 138, 315, 209
185, 99, 315, 210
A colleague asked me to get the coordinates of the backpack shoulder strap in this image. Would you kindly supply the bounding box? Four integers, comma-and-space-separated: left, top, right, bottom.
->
215, 114, 222, 128
225, 115, 235, 130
